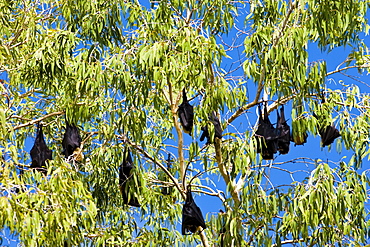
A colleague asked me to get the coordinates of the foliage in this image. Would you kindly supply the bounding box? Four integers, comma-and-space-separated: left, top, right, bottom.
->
0, 0, 369, 246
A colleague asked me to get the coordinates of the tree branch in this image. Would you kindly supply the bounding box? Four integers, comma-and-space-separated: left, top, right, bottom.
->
126, 139, 186, 200
167, 82, 186, 189
271, 237, 315, 246
227, 66, 265, 125
11, 111, 64, 131
326, 64, 370, 76
272, 0, 297, 46
227, 1, 299, 125
198, 228, 209, 247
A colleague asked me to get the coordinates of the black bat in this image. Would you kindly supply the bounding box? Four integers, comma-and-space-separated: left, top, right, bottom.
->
319, 124, 340, 147
313, 112, 340, 147
178, 89, 194, 135
62, 122, 82, 159
255, 103, 279, 160
276, 105, 290, 154
200, 112, 222, 143
182, 187, 206, 235
119, 149, 140, 207
30, 124, 53, 174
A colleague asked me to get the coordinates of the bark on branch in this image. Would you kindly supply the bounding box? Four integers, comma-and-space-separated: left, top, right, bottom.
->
11, 111, 64, 131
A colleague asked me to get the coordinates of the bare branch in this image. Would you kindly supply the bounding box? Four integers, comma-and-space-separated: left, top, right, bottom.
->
326, 64, 370, 76
198, 229, 209, 247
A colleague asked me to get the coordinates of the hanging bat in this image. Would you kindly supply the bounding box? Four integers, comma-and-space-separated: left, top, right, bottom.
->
178, 89, 194, 135
255, 103, 279, 160
200, 112, 222, 143
62, 122, 82, 160
319, 124, 340, 147
276, 105, 290, 154
119, 149, 140, 207
30, 124, 53, 174
313, 112, 340, 147
182, 187, 206, 235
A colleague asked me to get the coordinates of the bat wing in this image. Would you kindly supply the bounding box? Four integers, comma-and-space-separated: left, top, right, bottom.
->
119, 182, 141, 207
119, 149, 140, 207
30, 125, 52, 174
178, 103, 194, 133
200, 126, 209, 143
182, 190, 206, 235
319, 125, 340, 147
178, 104, 188, 127
255, 104, 279, 159
211, 112, 223, 139
62, 123, 82, 158
276, 106, 290, 154
178, 90, 194, 134
183, 103, 194, 132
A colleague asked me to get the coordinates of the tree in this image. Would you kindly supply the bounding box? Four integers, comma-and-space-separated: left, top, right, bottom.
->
0, 0, 369, 246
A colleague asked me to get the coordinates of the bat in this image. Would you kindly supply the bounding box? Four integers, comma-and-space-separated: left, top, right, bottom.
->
255, 103, 279, 160
276, 105, 290, 154
178, 89, 194, 135
182, 187, 206, 235
200, 112, 222, 143
30, 124, 52, 174
319, 124, 340, 147
119, 149, 140, 207
62, 122, 82, 160
313, 112, 340, 147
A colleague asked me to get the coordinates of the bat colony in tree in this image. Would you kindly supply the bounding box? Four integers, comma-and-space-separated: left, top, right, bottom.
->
255, 102, 340, 160
28, 91, 341, 235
